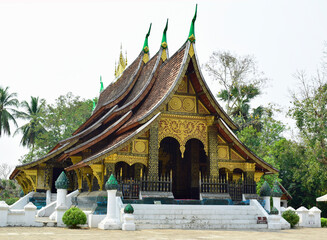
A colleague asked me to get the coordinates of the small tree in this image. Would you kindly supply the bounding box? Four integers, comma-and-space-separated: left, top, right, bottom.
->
62, 207, 86, 228
282, 210, 299, 228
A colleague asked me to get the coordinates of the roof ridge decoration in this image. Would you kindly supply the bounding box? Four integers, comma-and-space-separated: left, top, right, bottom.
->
100, 76, 104, 93
188, 4, 197, 43
115, 44, 128, 78
161, 19, 169, 62
142, 23, 152, 63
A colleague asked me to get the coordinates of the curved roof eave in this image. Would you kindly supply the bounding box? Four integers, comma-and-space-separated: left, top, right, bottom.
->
59, 105, 118, 145
72, 52, 144, 135
9, 139, 78, 179
65, 112, 161, 171
60, 110, 132, 160
218, 118, 278, 174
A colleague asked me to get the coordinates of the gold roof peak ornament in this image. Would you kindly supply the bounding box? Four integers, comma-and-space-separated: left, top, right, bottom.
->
115, 44, 128, 78
161, 19, 169, 62
142, 23, 152, 63
188, 4, 197, 43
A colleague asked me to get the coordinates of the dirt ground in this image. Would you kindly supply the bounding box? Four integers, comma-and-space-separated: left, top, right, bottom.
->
0, 227, 326, 240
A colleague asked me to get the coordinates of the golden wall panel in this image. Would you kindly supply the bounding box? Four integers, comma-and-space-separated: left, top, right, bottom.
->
105, 154, 148, 166
37, 168, 45, 189
231, 149, 245, 161
198, 100, 210, 114
189, 80, 196, 94
218, 162, 256, 172
218, 135, 227, 144
218, 146, 229, 160
132, 139, 149, 154
177, 76, 188, 93
119, 144, 130, 153
158, 114, 208, 156
168, 95, 196, 113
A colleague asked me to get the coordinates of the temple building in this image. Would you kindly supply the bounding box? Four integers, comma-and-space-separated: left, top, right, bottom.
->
10, 7, 278, 202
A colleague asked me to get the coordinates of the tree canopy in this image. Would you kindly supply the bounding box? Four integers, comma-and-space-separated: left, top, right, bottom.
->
0, 86, 19, 136
19, 92, 93, 164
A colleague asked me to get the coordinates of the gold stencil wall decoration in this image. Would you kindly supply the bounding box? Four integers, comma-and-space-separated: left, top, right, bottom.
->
168, 95, 196, 113
218, 146, 229, 160
254, 172, 264, 182
183, 98, 195, 112
198, 100, 210, 114
218, 162, 256, 172
177, 76, 188, 93
158, 114, 208, 156
217, 135, 227, 144
105, 154, 148, 166
119, 144, 130, 153
132, 139, 149, 154
117, 155, 148, 166
168, 96, 182, 110
230, 149, 245, 161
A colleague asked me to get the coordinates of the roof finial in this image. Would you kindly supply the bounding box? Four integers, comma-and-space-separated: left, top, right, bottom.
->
100, 75, 104, 93
188, 4, 197, 43
161, 19, 168, 49
143, 23, 152, 53
92, 98, 96, 111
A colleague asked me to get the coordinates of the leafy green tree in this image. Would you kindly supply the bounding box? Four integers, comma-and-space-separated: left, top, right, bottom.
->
15, 96, 46, 150
0, 86, 19, 136
205, 51, 267, 129
19, 92, 93, 163
289, 71, 327, 164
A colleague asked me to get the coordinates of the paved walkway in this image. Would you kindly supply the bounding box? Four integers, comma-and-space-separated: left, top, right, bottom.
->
0, 227, 326, 240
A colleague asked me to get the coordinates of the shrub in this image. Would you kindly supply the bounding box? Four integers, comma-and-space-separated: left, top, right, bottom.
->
62, 207, 87, 228
5, 197, 19, 205
282, 210, 299, 228
322, 218, 327, 228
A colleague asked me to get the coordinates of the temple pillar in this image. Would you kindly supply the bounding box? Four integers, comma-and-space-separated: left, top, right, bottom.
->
148, 125, 159, 179
208, 125, 219, 177
90, 164, 105, 191
71, 156, 83, 190
81, 167, 94, 192
105, 163, 115, 176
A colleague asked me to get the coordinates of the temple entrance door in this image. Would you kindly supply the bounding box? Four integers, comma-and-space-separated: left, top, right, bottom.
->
184, 139, 208, 199
159, 137, 186, 199
52, 168, 64, 193
159, 137, 208, 200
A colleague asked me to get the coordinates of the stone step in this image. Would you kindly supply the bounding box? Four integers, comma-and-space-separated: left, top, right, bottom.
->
134, 214, 258, 221
133, 208, 257, 216
135, 223, 268, 230
135, 219, 259, 225
134, 211, 257, 216
50, 194, 57, 202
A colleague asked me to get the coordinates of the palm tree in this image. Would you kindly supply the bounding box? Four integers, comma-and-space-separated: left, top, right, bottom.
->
15, 96, 46, 149
0, 86, 19, 136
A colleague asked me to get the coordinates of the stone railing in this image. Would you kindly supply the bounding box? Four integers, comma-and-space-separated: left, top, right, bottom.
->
281, 206, 321, 228
0, 201, 42, 227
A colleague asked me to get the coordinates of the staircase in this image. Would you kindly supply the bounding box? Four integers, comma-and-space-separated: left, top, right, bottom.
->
51, 193, 57, 203
29, 197, 46, 210
132, 204, 268, 229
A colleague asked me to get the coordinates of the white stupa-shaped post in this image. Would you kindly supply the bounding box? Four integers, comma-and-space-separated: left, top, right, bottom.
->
98, 174, 121, 230
55, 171, 69, 227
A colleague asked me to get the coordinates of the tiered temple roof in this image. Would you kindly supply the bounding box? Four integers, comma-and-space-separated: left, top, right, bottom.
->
10, 6, 277, 182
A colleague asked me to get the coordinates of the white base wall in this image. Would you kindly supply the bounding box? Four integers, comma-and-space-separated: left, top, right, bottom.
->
131, 203, 268, 230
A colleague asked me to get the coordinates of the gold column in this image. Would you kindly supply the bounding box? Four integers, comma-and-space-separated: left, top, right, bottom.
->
148, 125, 159, 179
